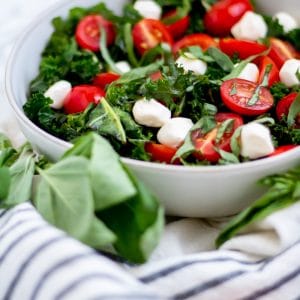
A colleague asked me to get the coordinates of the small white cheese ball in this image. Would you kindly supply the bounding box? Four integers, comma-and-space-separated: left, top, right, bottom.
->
279, 59, 300, 87
157, 117, 194, 148
231, 11, 268, 41
133, 0, 162, 20
240, 123, 275, 159
237, 63, 259, 82
132, 98, 171, 128
175, 53, 207, 76
44, 80, 72, 109
274, 12, 298, 33
115, 61, 131, 74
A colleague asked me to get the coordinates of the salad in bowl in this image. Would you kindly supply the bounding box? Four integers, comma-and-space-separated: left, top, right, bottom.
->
5, 0, 300, 217
24, 0, 300, 166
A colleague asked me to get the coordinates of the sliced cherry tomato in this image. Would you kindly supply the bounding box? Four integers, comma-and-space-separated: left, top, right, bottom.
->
75, 15, 116, 52
132, 19, 173, 55
268, 145, 298, 157
276, 92, 298, 120
145, 143, 178, 164
258, 56, 279, 87
203, 0, 253, 37
150, 71, 163, 81
173, 33, 217, 54
162, 10, 190, 40
219, 39, 267, 59
64, 85, 105, 114
193, 113, 243, 163
269, 38, 298, 69
93, 73, 120, 90
220, 79, 274, 116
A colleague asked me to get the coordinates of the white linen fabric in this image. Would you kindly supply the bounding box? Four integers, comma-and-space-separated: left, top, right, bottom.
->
0, 1, 300, 299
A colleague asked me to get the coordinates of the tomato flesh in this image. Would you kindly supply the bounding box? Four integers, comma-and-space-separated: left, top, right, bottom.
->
75, 15, 116, 52
220, 79, 274, 116
145, 143, 178, 164
258, 56, 279, 87
93, 73, 120, 90
220, 38, 267, 59
162, 10, 190, 40
268, 145, 298, 157
269, 38, 298, 69
193, 113, 243, 163
276, 92, 299, 122
204, 0, 253, 37
173, 33, 217, 54
64, 85, 105, 114
132, 19, 173, 55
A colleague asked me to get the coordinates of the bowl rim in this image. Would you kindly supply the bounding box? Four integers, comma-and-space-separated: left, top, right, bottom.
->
4, 0, 300, 174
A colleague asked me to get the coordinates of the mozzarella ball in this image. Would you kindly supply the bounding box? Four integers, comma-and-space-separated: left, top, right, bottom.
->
132, 98, 171, 128
175, 53, 207, 76
274, 12, 298, 33
240, 123, 275, 159
115, 61, 131, 74
133, 0, 162, 20
237, 63, 259, 82
231, 11, 268, 41
279, 59, 300, 87
157, 117, 194, 148
44, 80, 72, 109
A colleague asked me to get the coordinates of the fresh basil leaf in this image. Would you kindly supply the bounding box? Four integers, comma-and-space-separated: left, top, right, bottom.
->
216, 166, 300, 247
123, 23, 139, 67
208, 47, 234, 72
4, 146, 35, 207
0, 167, 10, 201
218, 149, 240, 165
81, 216, 116, 248
287, 92, 300, 127
88, 98, 127, 144
98, 167, 164, 263
34, 156, 94, 240
64, 133, 136, 211
230, 127, 242, 157
216, 119, 234, 144
162, 0, 191, 24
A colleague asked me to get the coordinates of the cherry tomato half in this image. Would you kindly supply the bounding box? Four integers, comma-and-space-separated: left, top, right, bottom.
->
173, 33, 217, 54
193, 113, 243, 163
93, 73, 120, 90
162, 10, 190, 40
268, 145, 298, 157
276, 92, 298, 120
132, 19, 173, 55
204, 0, 253, 37
75, 15, 116, 52
64, 85, 105, 114
219, 39, 267, 59
145, 143, 178, 164
258, 56, 279, 87
269, 38, 299, 69
220, 78, 274, 116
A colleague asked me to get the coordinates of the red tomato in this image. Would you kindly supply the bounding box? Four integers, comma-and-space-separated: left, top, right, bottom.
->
64, 85, 105, 114
268, 145, 298, 157
162, 10, 190, 40
145, 143, 178, 164
93, 73, 120, 90
269, 38, 299, 69
173, 33, 217, 54
276, 92, 298, 120
258, 56, 279, 87
75, 15, 116, 52
203, 0, 253, 37
220, 79, 274, 116
193, 113, 243, 163
220, 39, 267, 59
150, 71, 163, 81
132, 19, 173, 55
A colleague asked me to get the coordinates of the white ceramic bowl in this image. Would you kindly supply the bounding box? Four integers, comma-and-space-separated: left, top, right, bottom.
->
5, 0, 300, 217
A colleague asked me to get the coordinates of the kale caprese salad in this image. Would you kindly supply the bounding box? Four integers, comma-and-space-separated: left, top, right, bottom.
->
24, 0, 300, 165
